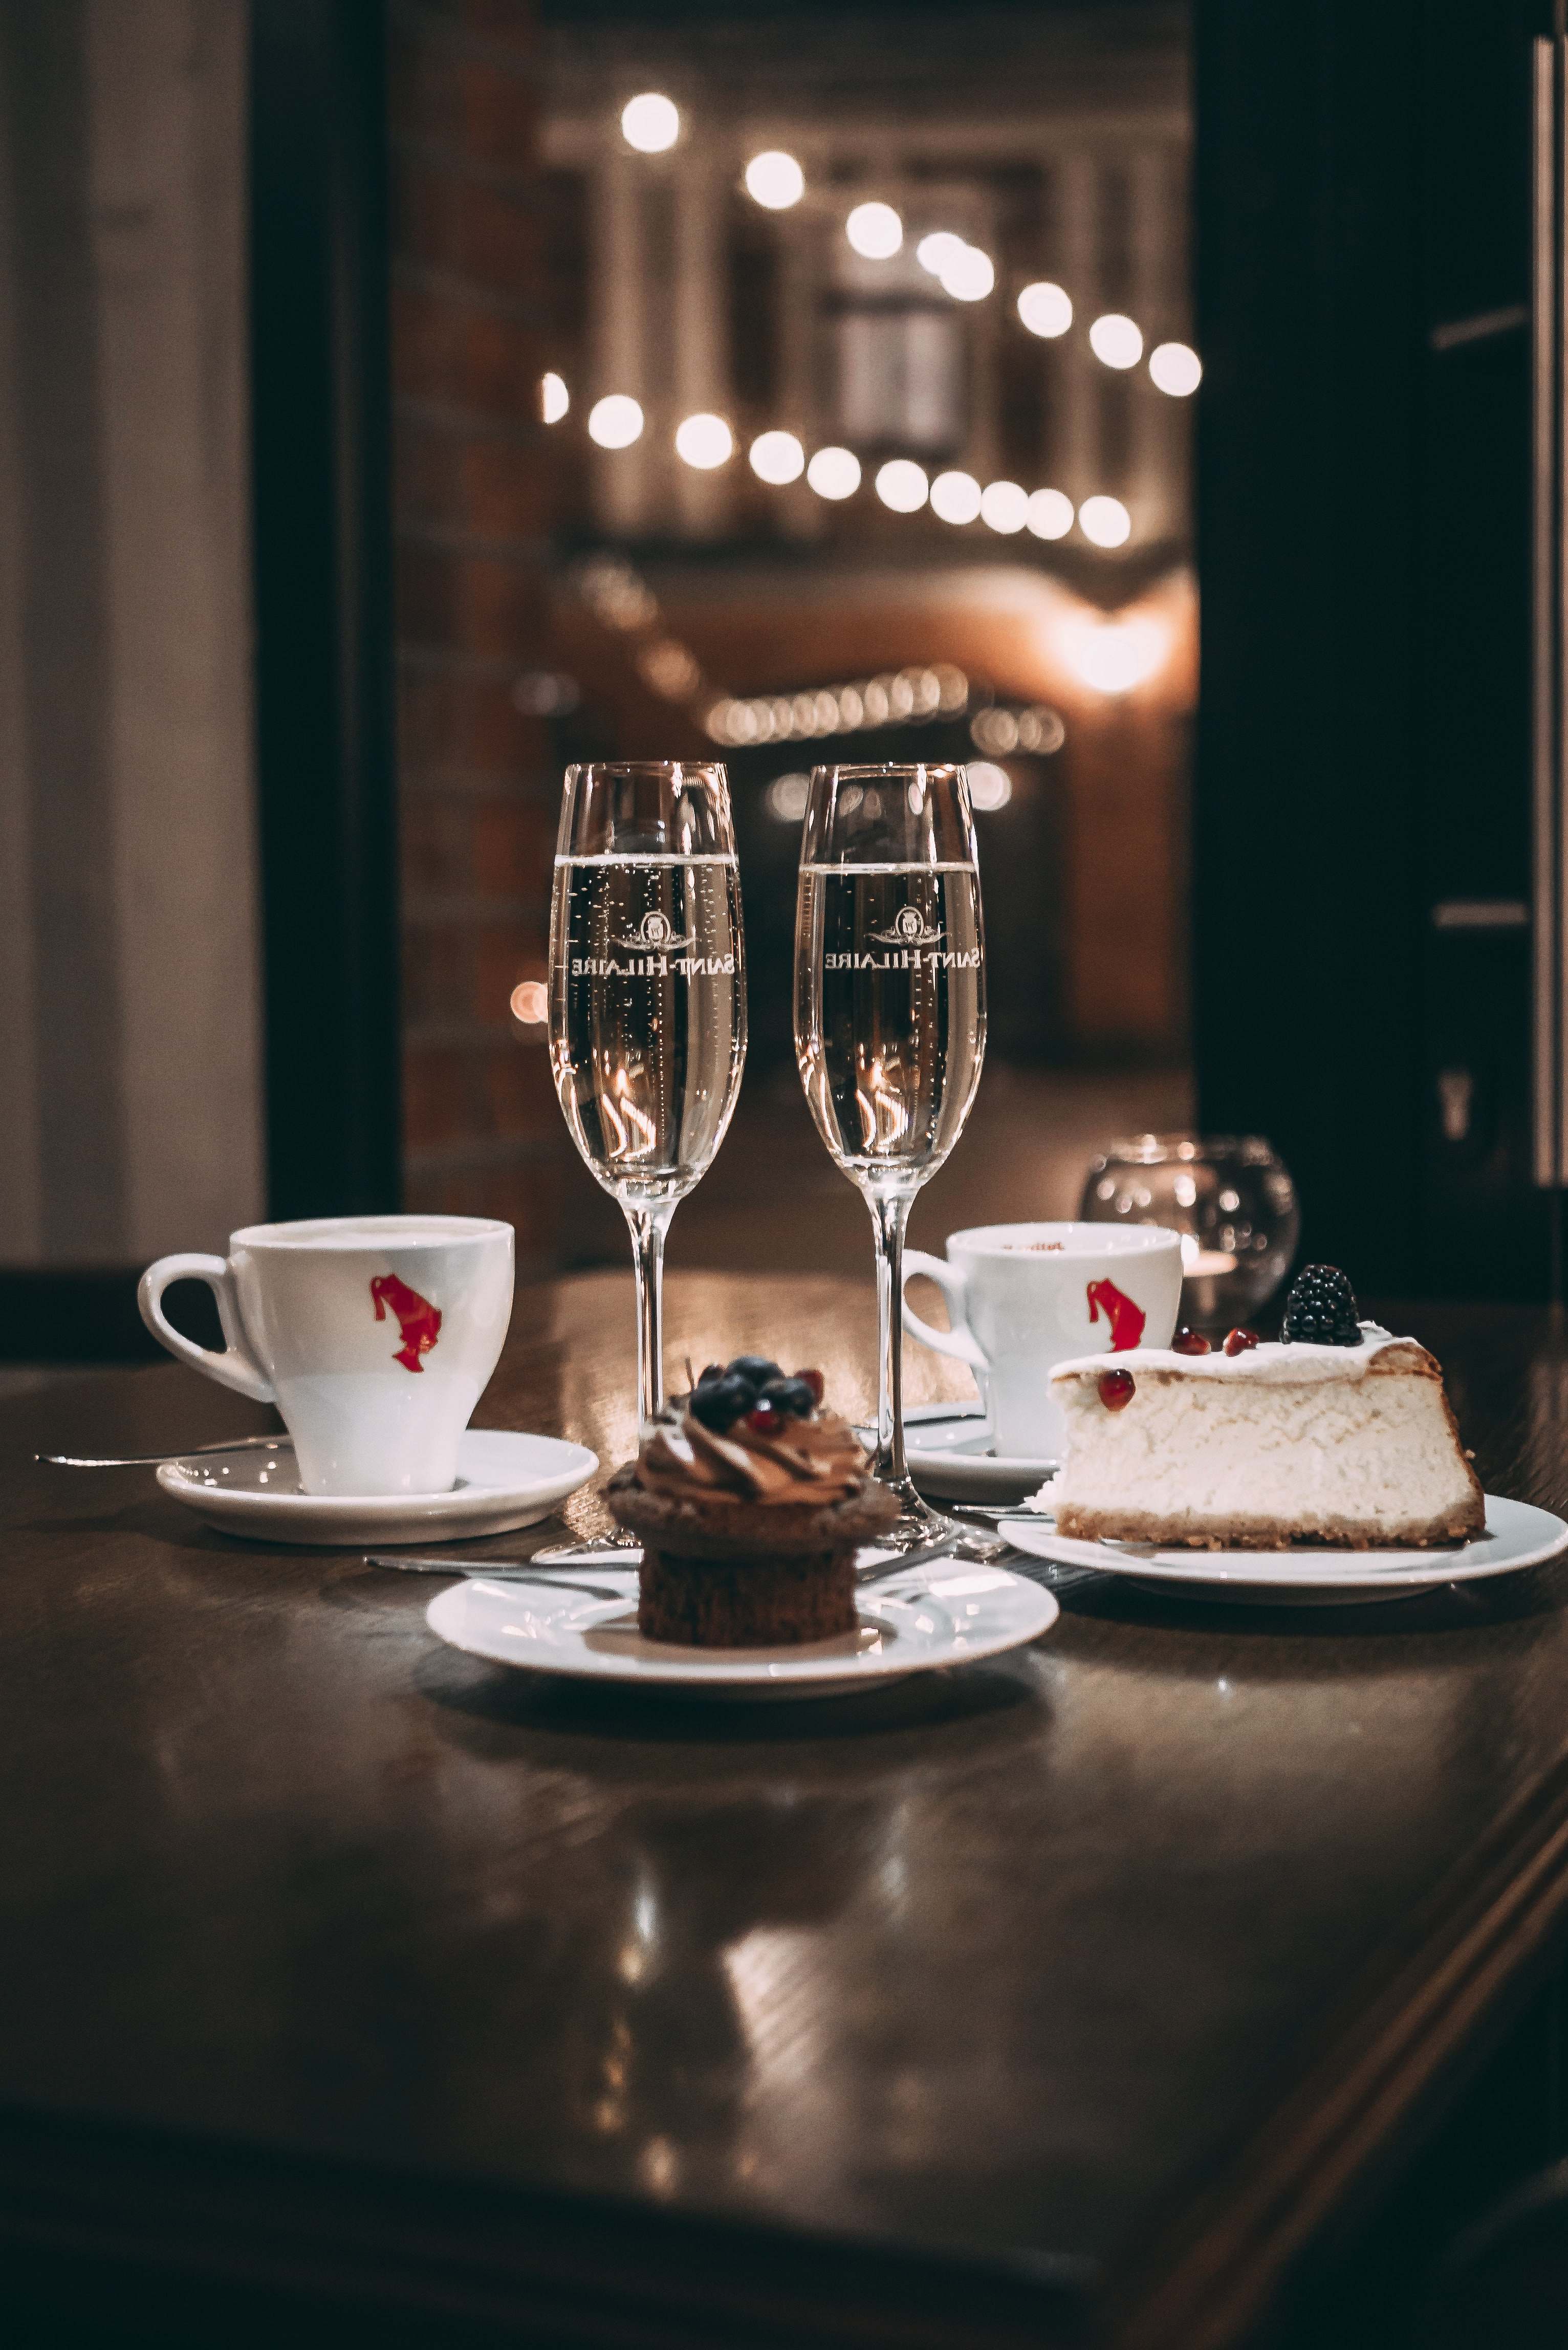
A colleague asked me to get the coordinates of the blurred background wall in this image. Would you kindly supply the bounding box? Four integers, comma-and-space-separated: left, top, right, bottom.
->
0, 0, 263, 1277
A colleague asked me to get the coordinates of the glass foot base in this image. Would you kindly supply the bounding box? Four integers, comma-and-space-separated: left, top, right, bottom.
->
864, 1475, 1008, 1563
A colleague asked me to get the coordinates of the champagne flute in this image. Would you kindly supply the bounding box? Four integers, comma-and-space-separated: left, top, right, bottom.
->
540, 761, 747, 1559
793, 763, 987, 1555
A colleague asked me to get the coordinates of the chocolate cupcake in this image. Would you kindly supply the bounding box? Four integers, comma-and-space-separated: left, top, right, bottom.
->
606, 1358, 898, 1647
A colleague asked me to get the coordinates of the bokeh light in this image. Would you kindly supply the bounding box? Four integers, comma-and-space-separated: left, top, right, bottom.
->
980, 479, 1029, 534
1017, 281, 1073, 338
674, 411, 733, 469
620, 93, 680, 153
846, 201, 903, 259
1059, 614, 1168, 694
930, 469, 982, 524
510, 980, 548, 1024
941, 245, 995, 302
587, 395, 644, 449
916, 230, 967, 276
1089, 313, 1144, 369
766, 772, 812, 821
966, 760, 1014, 811
874, 458, 929, 513
1149, 340, 1203, 396
744, 150, 804, 209
540, 373, 569, 424
1026, 487, 1074, 540
807, 445, 861, 499
749, 429, 805, 485
1078, 494, 1132, 548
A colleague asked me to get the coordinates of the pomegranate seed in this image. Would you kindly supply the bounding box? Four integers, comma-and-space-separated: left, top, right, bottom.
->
1172, 1325, 1211, 1356
1224, 1328, 1260, 1357
1099, 1367, 1136, 1410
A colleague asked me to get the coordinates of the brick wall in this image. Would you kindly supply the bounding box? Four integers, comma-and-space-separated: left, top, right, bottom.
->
389, 0, 585, 1272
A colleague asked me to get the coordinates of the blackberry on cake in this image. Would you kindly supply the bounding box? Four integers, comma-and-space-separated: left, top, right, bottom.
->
1280, 1264, 1363, 1347
607, 1357, 897, 1645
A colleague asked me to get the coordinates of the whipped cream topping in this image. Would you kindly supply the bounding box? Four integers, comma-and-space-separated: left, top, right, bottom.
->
1049, 1322, 1414, 1388
636, 1405, 867, 1507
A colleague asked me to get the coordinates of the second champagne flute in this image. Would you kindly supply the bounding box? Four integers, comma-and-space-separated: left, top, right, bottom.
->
793, 762, 986, 1555
542, 760, 746, 1560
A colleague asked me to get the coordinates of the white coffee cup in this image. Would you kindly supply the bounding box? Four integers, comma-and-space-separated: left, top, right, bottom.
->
138, 1214, 515, 1497
901, 1221, 1184, 1459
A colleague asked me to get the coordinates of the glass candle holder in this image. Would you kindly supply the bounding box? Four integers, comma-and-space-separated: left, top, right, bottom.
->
1078, 1134, 1300, 1329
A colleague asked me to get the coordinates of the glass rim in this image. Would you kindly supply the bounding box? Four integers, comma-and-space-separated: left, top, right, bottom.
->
808, 761, 969, 783
563, 759, 729, 782
1093, 1132, 1283, 1164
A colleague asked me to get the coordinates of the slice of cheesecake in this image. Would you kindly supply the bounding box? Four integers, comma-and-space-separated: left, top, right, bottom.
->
1047, 1325, 1484, 1550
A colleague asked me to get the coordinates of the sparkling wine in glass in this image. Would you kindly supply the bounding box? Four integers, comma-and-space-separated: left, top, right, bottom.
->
794, 764, 987, 1553
542, 761, 747, 1557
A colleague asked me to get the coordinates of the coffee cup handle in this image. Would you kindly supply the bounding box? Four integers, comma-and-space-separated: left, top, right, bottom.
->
137, 1254, 275, 1403
900, 1251, 989, 1373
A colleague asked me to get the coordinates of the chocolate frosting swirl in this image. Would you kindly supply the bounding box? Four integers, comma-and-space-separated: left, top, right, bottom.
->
636, 1405, 867, 1507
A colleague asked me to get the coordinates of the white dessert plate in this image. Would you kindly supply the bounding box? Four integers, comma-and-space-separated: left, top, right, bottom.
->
853, 1404, 1057, 1502
423, 1557, 1059, 1700
157, 1429, 598, 1549
998, 1494, 1568, 1605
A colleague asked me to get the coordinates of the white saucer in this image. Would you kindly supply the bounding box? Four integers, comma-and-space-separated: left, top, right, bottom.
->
157, 1428, 598, 1548
424, 1557, 1059, 1700
855, 1404, 1056, 1502
999, 1493, 1568, 1605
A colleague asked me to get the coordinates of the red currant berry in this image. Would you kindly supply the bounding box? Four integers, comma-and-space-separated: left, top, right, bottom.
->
746, 1404, 783, 1436
1172, 1325, 1211, 1356
1099, 1367, 1136, 1410
796, 1367, 825, 1405
1224, 1327, 1260, 1357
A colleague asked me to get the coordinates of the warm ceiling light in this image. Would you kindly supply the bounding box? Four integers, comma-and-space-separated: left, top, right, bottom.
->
620, 92, 680, 153
1058, 614, 1168, 695
874, 458, 928, 513
1026, 487, 1074, 541
1078, 494, 1132, 548
1149, 340, 1203, 396
1017, 281, 1073, 338
674, 411, 733, 468
916, 231, 966, 276
807, 445, 861, 499
1089, 313, 1144, 369
846, 201, 902, 259
979, 479, 1029, 534
749, 429, 805, 485
540, 373, 569, 424
930, 469, 982, 524
744, 149, 804, 209
941, 245, 995, 302
587, 394, 644, 449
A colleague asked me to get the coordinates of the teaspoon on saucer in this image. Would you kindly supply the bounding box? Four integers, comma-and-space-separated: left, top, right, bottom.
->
39, 1434, 289, 1469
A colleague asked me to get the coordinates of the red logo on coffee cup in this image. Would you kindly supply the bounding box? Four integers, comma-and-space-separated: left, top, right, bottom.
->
1086, 1276, 1145, 1351
370, 1274, 442, 1373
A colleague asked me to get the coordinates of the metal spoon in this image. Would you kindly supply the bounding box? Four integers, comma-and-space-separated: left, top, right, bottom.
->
38, 1433, 289, 1469
363, 1554, 624, 1601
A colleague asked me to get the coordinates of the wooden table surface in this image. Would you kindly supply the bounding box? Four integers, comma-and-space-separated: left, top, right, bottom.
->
5, 1275, 1568, 2347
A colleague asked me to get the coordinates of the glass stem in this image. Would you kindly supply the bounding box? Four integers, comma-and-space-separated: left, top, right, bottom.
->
624, 1200, 677, 1433
868, 1189, 914, 1482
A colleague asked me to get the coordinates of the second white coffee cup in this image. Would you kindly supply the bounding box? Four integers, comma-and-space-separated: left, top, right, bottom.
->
901, 1220, 1183, 1459
138, 1214, 514, 1497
